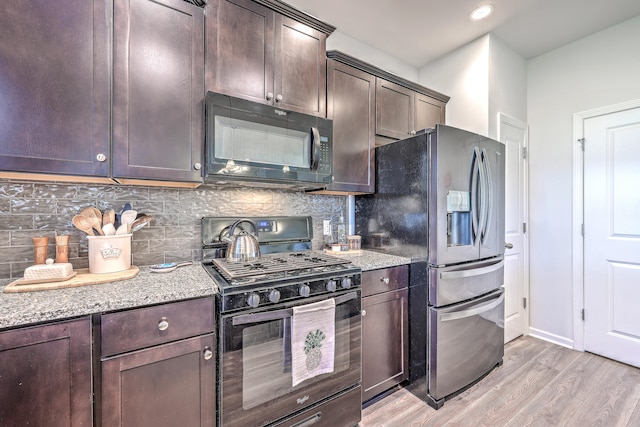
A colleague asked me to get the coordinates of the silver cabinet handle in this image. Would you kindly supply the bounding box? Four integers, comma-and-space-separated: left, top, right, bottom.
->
203, 347, 213, 360
276, 94, 283, 102
361, 309, 367, 317
266, 92, 274, 101
380, 277, 390, 284
410, 130, 416, 135
158, 318, 169, 331
505, 242, 513, 249
96, 153, 107, 162
193, 162, 201, 170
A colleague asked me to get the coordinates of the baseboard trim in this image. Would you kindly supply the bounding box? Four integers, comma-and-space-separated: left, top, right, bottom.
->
528, 327, 575, 349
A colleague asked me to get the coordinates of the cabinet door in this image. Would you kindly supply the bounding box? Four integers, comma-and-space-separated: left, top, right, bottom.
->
0, 0, 110, 177
414, 92, 446, 131
205, 0, 275, 105
324, 60, 375, 193
0, 318, 92, 426
101, 334, 216, 427
112, 0, 204, 182
274, 15, 327, 117
375, 78, 414, 140
362, 288, 409, 402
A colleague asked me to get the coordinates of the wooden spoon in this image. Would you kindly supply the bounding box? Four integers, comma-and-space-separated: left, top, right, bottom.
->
103, 209, 115, 227
120, 210, 137, 227
79, 207, 104, 236
72, 215, 95, 236
130, 215, 153, 233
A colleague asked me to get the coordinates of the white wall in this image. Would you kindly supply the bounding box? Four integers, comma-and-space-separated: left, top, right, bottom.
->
327, 31, 418, 82
527, 15, 640, 346
418, 35, 490, 136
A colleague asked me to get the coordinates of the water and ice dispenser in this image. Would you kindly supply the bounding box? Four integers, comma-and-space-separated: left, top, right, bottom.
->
447, 190, 471, 246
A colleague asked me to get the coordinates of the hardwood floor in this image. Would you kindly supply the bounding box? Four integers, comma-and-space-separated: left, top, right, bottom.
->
361, 336, 640, 426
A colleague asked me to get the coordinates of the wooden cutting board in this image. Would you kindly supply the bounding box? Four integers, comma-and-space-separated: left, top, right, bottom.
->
3, 266, 139, 293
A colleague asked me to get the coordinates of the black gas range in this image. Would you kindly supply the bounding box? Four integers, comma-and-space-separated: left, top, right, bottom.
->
201, 216, 362, 313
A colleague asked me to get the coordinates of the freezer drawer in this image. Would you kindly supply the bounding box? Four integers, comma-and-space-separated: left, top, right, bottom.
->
428, 289, 504, 403
429, 257, 504, 307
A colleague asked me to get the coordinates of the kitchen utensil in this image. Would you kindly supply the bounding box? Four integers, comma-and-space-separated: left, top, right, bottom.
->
149, 261, 192, 273
130, 215, 153, 233
225, 219, 260, 263
79, 207, 104, 236
120, 209, 137, 227
103, 209, 115, 227
115, 224, 130, 235
72, 215, 95, 236
102, 223, 116, 236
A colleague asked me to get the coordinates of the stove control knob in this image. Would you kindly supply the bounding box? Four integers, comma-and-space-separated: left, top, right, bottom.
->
299, 284, 311, 297
268, 289, 281, 304
342, 277, 352, 289
246, 293, 261, 308
326, 279, 337, 292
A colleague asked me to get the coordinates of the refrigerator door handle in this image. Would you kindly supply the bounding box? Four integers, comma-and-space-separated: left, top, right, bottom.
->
439, 291, 505, 322
439, 259, 504, 280
470, 147, 481, 245
480, 148, 493, 243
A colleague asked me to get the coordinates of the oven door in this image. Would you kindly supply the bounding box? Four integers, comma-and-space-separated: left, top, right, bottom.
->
219, 290, 361, 427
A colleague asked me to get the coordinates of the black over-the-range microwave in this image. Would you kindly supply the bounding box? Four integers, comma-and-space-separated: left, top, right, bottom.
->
204, 92, 333, 190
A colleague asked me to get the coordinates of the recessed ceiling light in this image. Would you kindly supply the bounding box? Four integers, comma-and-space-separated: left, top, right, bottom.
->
469, 4, 494, 21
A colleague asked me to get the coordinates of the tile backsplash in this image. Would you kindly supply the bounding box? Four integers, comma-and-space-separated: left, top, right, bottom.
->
0, 180, 346, 279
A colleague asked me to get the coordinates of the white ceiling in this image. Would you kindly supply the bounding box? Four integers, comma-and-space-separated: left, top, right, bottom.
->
283, 0, 640, 68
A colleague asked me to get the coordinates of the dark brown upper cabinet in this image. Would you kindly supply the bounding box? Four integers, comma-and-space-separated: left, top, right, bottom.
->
0, 0, 110, 178
205, 0, 334, 118
112, 0, 205, 184
0, 318, 92, 427
376, 78, 447, 144
318, 59, 375, 194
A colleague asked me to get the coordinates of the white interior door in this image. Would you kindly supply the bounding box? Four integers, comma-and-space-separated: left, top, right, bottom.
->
584, 106, 640, 367
499, 114, 528, 343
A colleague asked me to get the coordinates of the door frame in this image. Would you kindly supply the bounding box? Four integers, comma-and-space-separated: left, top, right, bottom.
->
572, 98, 640, 352
497, 113, 530, 338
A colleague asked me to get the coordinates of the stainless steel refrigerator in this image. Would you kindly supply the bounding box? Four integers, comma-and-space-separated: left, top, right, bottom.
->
355, 124, 505, 409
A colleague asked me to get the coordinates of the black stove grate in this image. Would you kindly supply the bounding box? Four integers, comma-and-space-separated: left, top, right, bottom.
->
210, 252, 351, 281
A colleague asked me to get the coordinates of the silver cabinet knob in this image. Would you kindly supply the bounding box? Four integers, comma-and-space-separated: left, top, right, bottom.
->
96, 153, 107, 162
380, 277, 390, 284
410, 130, 417, 135
266, 92, 274, 101
362, 309, 367, 317
275, 94, 283, 102
193, 162, 201, 170
505, 242, 514, 249
203, 347, 213, 360
158, 318, 169, 331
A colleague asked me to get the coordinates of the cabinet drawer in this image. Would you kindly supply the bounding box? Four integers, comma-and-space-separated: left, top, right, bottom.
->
362, 265, 408, 297
101, 297, 214, 357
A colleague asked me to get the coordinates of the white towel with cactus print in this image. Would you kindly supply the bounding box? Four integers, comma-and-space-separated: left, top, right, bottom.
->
291, 298, 336, 387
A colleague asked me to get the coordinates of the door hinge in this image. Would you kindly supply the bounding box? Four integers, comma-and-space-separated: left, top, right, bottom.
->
523, 298, 527, 309
522, 147, 528, 159
578, 138, 585, 151
581, 309, 585, 321
523, 222, 527, 234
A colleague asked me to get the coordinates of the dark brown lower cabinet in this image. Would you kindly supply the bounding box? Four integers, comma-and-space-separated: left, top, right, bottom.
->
101, 333, 215, 427
0, 318, 92, 427
361, 266, 409, 402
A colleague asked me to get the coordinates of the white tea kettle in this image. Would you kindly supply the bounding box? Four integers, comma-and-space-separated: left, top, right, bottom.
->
223, 219, 261, 263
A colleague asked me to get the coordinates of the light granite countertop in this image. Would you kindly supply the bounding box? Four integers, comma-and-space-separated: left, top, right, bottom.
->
0, 250, 410, 330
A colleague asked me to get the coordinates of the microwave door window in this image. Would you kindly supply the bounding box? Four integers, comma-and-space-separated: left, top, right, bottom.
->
214, 116, 310, 169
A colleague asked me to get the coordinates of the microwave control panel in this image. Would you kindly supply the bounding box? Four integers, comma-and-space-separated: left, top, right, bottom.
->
318, 138, 331, 175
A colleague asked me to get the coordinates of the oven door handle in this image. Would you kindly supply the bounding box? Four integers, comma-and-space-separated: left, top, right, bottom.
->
231, 291, 358, 326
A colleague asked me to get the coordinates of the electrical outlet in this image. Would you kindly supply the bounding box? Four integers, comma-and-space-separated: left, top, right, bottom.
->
323, 219, 331, 235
